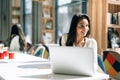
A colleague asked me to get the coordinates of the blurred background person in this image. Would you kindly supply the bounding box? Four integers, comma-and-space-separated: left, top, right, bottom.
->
8, 24, 26, 52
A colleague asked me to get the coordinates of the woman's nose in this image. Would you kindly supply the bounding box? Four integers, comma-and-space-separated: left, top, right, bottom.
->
82, 26, 87, 30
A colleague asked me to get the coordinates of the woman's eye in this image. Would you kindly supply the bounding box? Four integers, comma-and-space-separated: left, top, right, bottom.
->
80, 26, 84, 28
78, 25, 84, 28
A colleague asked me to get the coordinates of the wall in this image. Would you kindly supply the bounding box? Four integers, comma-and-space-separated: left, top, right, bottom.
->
89, 0, 107, 55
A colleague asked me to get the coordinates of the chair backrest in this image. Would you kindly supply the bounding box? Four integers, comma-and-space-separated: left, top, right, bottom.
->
42, 45, 49, 59
34, 45, 50, 59
34, 46, 45, 57
103, 50, 120, 79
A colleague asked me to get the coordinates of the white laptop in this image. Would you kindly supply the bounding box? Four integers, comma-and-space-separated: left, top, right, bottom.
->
49, 46, 97, 76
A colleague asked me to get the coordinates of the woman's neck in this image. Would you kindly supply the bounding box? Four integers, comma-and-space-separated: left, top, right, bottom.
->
75, 36, 85, 47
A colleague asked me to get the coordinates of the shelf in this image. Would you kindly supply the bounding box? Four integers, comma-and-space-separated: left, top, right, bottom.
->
12, 7, 20, 9
42, 17, 53, 20
11, 0, 21, 25
41, 0, 54, 43
107, 0, 120, 49
42, 5, 53, 8
107, 0, 120, 28
42, 31, 54, 43
33, 0, 46, 2
108, 24, 120, 28
12, 15, 20, 19
42, 29, 54, 32
108, 0, 120, 5
42, 7, 53, 18
12, 18, 20, 24
12, 0, 21, 7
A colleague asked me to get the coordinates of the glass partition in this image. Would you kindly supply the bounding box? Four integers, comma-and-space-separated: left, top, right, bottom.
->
56, 0, 88, 42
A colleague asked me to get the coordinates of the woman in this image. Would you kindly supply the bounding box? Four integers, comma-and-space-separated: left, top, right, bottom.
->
60, 13, 106, 73
8, 24, 26, 52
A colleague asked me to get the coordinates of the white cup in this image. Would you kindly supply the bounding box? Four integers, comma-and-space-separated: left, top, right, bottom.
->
0, 44, 4, 50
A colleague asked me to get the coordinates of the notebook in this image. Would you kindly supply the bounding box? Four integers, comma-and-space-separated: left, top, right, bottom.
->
49, 46, 97, 76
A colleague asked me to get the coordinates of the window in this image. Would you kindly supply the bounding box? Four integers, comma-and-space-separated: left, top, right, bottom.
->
23, 0, 32, 43
56, 0, 88, 42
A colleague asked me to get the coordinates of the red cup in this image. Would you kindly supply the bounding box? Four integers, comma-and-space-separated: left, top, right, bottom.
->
3, 51, 9, 57
9, 52, 14, 59
0, 53, 4, 59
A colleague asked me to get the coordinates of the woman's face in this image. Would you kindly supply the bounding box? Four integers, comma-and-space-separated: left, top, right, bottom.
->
76, 18, 89, 37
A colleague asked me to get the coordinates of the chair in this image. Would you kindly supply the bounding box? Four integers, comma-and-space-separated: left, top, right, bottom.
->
42, 45, 49, 59
103, 50, 120, 79
33, 45, 49, 59
34, 46, 45, 58
98, 54, 106, 73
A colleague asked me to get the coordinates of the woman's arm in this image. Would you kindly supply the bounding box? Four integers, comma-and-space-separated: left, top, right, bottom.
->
60, 33, 68, 46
